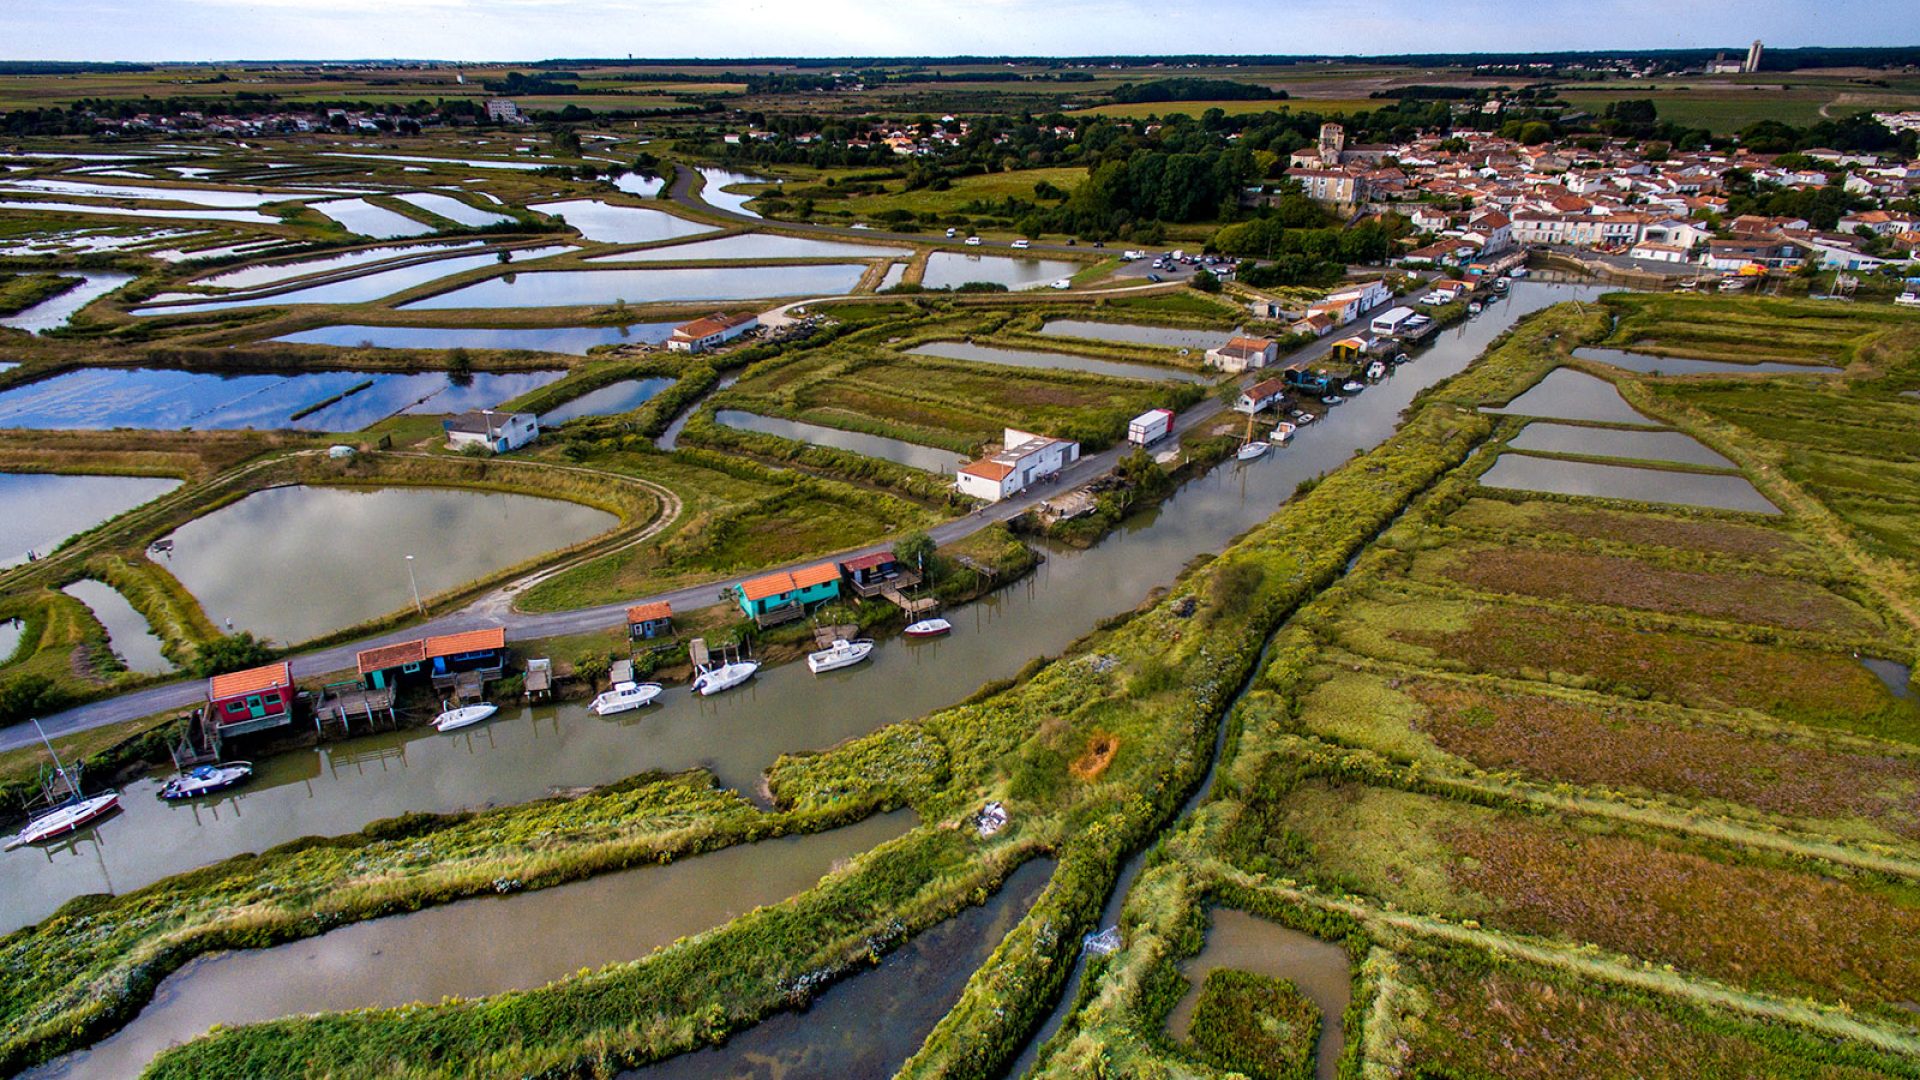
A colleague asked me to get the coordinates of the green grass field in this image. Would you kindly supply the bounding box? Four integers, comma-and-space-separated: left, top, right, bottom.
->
1069, 98, 1379, 120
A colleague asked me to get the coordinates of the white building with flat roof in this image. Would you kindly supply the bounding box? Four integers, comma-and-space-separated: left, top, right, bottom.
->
956, 428, 1080, 503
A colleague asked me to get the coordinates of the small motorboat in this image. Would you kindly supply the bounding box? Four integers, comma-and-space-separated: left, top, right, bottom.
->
1391, 352, 1411, 366
1364, 360, 1387, 380
1468, 301, 1483, 315
1291, 410, 1317, 425
1492, 278, 1510, 292
1236, 440, 1270, 462
1320, 393, 1345, 406
434, 702, 498, 732
904, 618, 952, 639
1271, 421, 1296, 443
807, 638, 875, 674
591, 680, 663, 716
1508, 266, 1529, 279
7, 791, 121, 850
1341, 380, 1366, 394
159, 761, 253, 801
692, 659, 759, 696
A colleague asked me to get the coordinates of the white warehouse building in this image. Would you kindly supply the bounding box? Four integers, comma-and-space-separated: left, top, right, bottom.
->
955, 428, 1081, 503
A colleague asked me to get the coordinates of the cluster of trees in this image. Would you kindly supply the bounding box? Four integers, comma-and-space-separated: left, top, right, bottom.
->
1110, 78, 1284, 104
1721, 167, 1864, 231
479, 70, 580, 95
1218, 217, 1403, 286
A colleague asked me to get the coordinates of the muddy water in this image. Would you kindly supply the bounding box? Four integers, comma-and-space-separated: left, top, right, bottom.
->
0, 283, 1606, 936
715, 408, 960, 473
1481, 454, 1780, 514
631, 856, 1053, 1079
909, 341, 1209, 384
161, 486, 618, 645
61, 579, 173, 675
0, 472, 180, 569
23, 811, 914, 1080
1164, 909, 1351, 1080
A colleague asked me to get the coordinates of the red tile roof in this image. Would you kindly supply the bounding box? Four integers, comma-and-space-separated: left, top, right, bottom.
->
959, 459, 1015, 481
424, 627, 505, 659
841, 551, 894, 573
626, 601, 672, 624
209, 660, 293, 702
739, 571, 797, 602
357, 639, 426, 674
790, 562, 842, 589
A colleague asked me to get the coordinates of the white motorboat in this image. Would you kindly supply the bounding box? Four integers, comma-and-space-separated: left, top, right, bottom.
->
904, 618, 952, 639
1271, 421, 1296, 443
692, 660, 759, 696
590, 680, 663, 716
1341, 380, 1366, 394
1468, 301, 1483, 315
807, 638, 875, 674
1236, 440, 1270, 462
1364, 360, 1387, 380
433, 702, 498, 732
7, 791, 121, 850
1508, 266, 1529, 278
1291, 410, 1317, 425
159, 761, 253, 801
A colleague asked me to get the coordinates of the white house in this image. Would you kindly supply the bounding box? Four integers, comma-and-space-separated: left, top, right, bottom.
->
444, 411, 538, 454
1628, 240, 1692, 263
1322, 279, 1392, 318
1204, 336, 1279, 374
955, 428, 1081, 503
667, 312, 758, 354
1234, 377, 1290, 414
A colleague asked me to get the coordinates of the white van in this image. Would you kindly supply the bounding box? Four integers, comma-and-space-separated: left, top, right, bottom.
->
1011, 239, 1031, 250
965, 236, 982, 246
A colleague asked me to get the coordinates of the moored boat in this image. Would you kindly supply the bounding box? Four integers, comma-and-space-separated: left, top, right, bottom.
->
7, 791, 120, 850
1364, 359, 1387, 380
159, 761, 254, 801
1271, 421, 1296, 443
692, 660, 760, 696
433, 702, 498, 732
807, 638, 875, 674
1236, 440, 1270, 462
1468, 301, 1483, 315
1508, 266, 1529, 278
1341, 380, 1365, 394
904, 618, 952, 639
590, 680, 663, 716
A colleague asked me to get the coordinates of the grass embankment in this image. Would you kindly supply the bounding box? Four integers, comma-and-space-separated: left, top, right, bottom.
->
1186, 969, 1318, 1080
0, 272, 81, 316
1025, 298, 1920, 1079
115, 295, 1490, 1077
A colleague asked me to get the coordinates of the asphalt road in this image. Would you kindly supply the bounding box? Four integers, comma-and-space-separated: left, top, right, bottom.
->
5, 175, 1412, 751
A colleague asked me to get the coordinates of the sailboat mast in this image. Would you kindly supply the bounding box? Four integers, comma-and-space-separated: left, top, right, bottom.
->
33, 717, 79, 798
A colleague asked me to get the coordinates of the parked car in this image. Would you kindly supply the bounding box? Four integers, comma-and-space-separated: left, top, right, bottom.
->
1050, 279, 1071, 290
1146, 273, 1163, 283
1011, 239, 1031, 249
965, 236, 982, 246
946, 227, 958, 238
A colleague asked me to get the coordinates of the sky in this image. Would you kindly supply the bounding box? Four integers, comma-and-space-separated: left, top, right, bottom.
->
7, 0, 1920, 63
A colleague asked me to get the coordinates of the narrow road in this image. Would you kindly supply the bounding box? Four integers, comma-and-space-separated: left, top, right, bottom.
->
8, 173, 1407, 751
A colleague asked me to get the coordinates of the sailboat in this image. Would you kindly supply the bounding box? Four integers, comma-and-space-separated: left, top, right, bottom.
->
6, 720, 120, 850
1235, 411, 1269, 462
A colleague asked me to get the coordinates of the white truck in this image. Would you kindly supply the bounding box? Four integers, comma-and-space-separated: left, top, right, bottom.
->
1128, 408, 1175, 447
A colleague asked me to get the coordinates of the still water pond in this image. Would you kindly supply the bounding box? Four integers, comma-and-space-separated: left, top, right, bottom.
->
2, 283, 1609, 936
0, 472, 181, 567
133, 245, 574, 313
715, 409, 958, 473
590, 232, 911, 263
531, 199, 718, 244
1482, 453, 1780, 514
541, 377, 674, 424
0, 367, 560, 431
404, 263, 869, 309
25, 812, 914, 1080
1573, 347, 1841, 376
697, 167, 774, 218
61, 579, 172, 675
910, 341, 1207, 384
0, 200, 282, 225
190, 241, 484, 291
311, 198, 436, 239
1484, 367, 1663, 427
920, 252, 1079, 291
1165, 909, 1351, 1080
1508, 420, 1734, 469
161, 486, 618, 644
393, 191, 512, 228
632, 856, 1052, 1079
1037, 319, 1238, 350
0, 271, 134, 334
275, 322, 676, 355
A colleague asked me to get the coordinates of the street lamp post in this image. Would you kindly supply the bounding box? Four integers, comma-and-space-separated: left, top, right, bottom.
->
405, 554, 424, 616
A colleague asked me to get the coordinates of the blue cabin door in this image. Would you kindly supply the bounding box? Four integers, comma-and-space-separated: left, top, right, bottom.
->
245, 694, 266, 719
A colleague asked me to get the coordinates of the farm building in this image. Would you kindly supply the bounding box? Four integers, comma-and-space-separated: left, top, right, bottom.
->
444, 410, 538, 454
668, 312, 758, 354
735, 562, 843, 626
207, 660, 297, 736
627, 600, 674, 640
956, 428, 1081, 504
